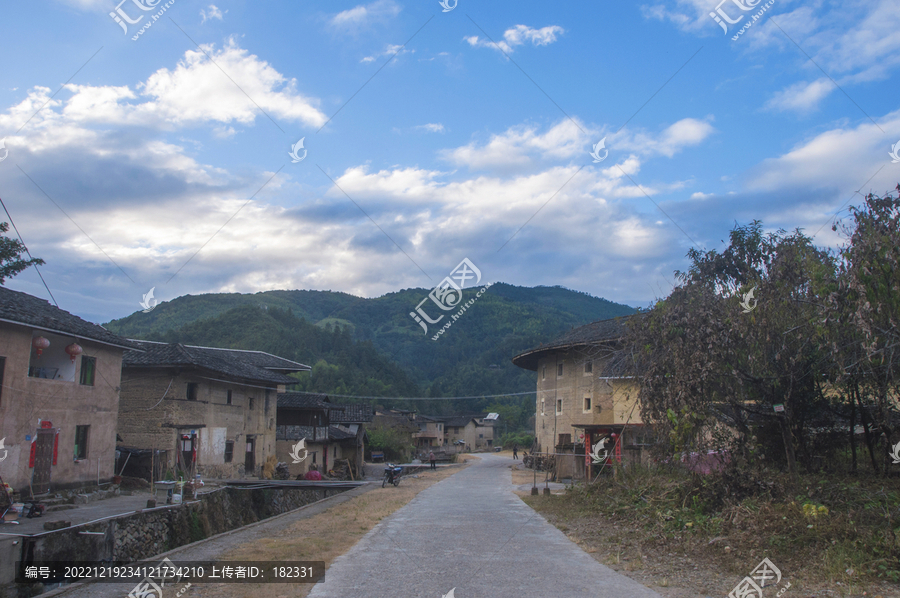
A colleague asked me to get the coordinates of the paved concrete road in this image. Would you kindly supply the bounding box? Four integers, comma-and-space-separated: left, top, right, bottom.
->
308, 453, 660, 598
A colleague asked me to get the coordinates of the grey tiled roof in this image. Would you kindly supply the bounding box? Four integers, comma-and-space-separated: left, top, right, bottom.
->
278, 392, 343, 411
0, 286, 142, 350
327, 426, 356, 441
511, 315, 634, 371
441, 416, 475, 428
194, 346, 309, 371
276, 425, 328, 441
124, 340, 303, 384
330, 403, 374, 423
274, 425, 354, 441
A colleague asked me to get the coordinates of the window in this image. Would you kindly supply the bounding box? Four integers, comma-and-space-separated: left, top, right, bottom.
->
333, 446, 337, 457
558, 433, 571, 446
556, 399, 563, 414
557, 363, 564, 377
584, 361, 593, 374
583, 397, 592, 412
224, 441, 234, 463
479, 434, 483, 438
186, 383, 198, 401
265, 395, 270, 414
540, 399, 545, 415
249, 396, 255, 409
79, 356, 96, 386
312, 452, 317, 464
542, 366, 546, 380
226, 390, 233, 405
74, 425, 89, 460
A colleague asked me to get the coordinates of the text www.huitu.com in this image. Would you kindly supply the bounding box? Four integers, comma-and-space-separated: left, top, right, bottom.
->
732, 0, 776, 41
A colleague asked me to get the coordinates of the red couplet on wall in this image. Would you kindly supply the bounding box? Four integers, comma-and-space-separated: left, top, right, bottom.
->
52, 430, 59, 465
584, 431, 592, 466
28, 440, 36, 468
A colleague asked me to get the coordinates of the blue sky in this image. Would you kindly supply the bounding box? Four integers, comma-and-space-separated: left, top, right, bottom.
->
1, 0, 898, 323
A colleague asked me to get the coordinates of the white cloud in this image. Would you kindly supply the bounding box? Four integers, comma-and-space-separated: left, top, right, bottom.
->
12, 42, 327, 130
746, 108, 900, 193
417, 123, 445, 133
645, 0, 900, 93
200, 5, 224, 23
465, 24, 564, 54
442, 119, 591, 170
330, 0, 400, 30
764, 78, 833, 113
639, 0, 721, 34
443, 117, 714, 173
136, 41, 327, 128
53, 0, 109, 9
360, 44, 413, 64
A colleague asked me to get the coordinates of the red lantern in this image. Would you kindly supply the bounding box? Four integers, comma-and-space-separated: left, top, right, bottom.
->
32, 336, 50, 357
65, 343, 83, 363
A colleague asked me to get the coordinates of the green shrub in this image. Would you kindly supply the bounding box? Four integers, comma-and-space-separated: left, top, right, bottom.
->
367, 423, 413, 462
500, 432, 535, 450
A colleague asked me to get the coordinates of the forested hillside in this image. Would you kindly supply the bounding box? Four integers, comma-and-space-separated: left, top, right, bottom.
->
105, 284, 637, 425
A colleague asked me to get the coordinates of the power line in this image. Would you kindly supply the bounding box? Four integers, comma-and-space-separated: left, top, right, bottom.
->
0, 194, 58, 307
283, 389, 536, 401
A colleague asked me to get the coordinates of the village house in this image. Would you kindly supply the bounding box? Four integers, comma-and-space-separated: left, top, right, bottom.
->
329, 402, 374, 478
275, 392, 344, 478
0, 287, 142, 496
372, 408, 417, 431
512, 315, 648, 480
441, 414, 496, 451
412, 414, 444, 451
117, 341, 309, 480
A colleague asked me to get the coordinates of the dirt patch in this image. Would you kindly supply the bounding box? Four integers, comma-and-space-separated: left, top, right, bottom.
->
191, 463, 470, 598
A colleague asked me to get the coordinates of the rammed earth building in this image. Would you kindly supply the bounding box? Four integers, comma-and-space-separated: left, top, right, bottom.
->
512, 316, 650, 480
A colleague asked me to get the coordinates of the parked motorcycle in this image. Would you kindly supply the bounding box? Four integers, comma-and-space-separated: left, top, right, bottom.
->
382, 464, 403, 488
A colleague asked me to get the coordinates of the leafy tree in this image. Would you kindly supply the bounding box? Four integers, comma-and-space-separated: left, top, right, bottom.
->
629, 222, 837, 480
0, 222, 44, 284
831, 186, 900, 473
366, 421, 415, 462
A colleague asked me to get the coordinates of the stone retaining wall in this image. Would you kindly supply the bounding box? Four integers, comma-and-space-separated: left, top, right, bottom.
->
6, 485, 346, 598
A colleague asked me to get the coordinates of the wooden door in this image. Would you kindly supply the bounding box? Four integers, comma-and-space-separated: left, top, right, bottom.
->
244, 436, 255, 475
31, 428, 55, 494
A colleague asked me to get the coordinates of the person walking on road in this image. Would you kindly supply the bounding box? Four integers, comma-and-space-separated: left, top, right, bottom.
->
429, 450, 436, 470
512, 444, 518, 460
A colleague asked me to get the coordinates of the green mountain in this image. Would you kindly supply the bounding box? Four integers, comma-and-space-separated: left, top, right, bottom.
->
104, 284, 636, 422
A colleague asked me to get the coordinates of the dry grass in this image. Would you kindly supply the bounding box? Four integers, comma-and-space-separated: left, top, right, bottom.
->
510, 461, 548, 492
522, 468, 900, 598
193, 461, 473, 598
